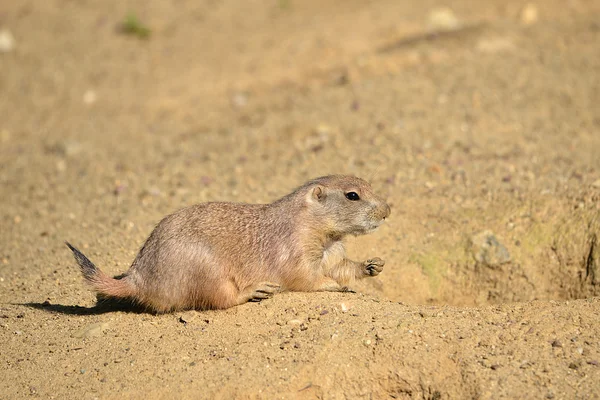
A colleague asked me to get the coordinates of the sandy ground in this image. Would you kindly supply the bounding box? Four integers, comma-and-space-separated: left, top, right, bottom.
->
1, 0, 600, 398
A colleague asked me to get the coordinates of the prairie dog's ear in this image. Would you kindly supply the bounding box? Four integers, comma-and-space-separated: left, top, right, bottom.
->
308, 185, 326, 203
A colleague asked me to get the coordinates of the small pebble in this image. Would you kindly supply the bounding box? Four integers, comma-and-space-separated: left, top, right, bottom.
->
0, 129, 10, 143
231, 93, 248, 108
477, 38, 515, 54
0, 30, 15, 53
520, 3, 539, 25
314, 123, 332, 136
568, 362, 579, 370
73, 322, 109, 338
179, 311, 197, 324
56, 159, 67, 172
54, 140, 83, 157
428, 7, 461, 31
83, 90, 97, 105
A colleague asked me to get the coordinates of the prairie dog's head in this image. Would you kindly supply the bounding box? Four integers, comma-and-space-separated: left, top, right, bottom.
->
304, 175, 391, 237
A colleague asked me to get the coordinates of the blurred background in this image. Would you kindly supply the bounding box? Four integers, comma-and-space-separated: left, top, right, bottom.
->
1, 0, 599, 307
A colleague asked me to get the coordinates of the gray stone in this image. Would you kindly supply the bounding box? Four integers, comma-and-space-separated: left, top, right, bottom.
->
470, 230, 511, 267
73, 322, 109, 338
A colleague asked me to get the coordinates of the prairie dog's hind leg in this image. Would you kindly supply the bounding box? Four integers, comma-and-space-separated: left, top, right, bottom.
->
236, 282, 281, 305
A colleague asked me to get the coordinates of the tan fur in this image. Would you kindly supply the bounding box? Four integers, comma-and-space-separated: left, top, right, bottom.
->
68, 175, 391, 313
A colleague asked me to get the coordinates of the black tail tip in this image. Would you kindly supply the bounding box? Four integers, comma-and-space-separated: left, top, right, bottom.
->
65, 241, 97, 277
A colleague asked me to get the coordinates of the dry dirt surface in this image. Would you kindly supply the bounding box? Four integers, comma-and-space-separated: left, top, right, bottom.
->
1, 0, 600, 399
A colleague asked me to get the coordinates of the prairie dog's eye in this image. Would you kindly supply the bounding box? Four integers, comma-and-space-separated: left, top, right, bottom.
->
345, 192, 360, 201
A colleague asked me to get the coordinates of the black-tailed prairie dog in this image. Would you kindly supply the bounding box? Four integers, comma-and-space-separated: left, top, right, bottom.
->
67, 175, 391, 313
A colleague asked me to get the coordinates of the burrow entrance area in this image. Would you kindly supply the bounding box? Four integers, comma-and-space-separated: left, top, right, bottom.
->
378, 194, 600, 307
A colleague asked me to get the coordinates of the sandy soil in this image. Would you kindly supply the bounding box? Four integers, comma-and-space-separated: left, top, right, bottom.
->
1, 0, 600, 398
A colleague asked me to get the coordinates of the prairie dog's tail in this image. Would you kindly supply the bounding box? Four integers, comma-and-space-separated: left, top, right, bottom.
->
65, 242, 137, 299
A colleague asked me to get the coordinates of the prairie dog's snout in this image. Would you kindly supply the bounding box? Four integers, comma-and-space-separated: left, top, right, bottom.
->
381, 203, 391, 219
67, 175, 390, 313
369, 197, 391, 221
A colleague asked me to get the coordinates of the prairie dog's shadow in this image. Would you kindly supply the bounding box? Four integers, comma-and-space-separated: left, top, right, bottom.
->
22, 297, 148, 315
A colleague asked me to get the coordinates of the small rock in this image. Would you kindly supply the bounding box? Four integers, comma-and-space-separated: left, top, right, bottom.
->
0, 30, 16, 53
53, 140, 83, 157
56, 159, 67, 172
470, 231, 511, 267
428, 7, 461, 32
83, 90, 97, 105
550, 339, 562, 348
314, 123, 332, 136
477, 37, 515, 54
340, 303, 349, 313
1, 129, 10, 143
179, 311, 197, 324
363, 339, 372, 346
200, 176, 213, 186
587, 360, 599, 366
287, 319, 303, 326
591, 179, 600, 188
73, 322, 109, 338
568, 362, 579, 370
113, 182, 127, 196
231, 92, 248, 108
520, 4, 539, 25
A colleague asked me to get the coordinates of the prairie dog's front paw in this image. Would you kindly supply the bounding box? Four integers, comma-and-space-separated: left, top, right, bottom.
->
363, 257, 385, 276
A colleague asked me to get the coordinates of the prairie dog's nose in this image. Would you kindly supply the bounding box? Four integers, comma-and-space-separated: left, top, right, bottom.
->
383, 203, 391, 219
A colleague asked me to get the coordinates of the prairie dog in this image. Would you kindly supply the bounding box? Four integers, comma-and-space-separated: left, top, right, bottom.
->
67, 175, 391, 313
